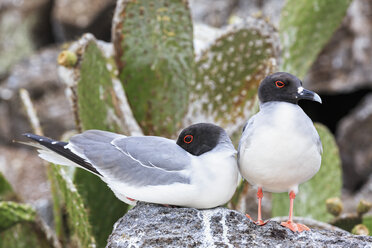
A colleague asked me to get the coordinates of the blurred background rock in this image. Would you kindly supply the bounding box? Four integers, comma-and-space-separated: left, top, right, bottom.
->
0, 0, 371, 228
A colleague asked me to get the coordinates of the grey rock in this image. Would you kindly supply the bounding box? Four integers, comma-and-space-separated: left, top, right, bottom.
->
106, 203, 372, 248
0, 144, 52, 222
0, 47, 74, 143
0, 0, 52, 76
336, 94, 372, 190
189, 0, 237, 27
342, 172, 372, 214
234, 0, 284, 28
304, 0, 372, 93
52, 0, 116, 41
190, 0, 285, 29
360, 175, 372, 203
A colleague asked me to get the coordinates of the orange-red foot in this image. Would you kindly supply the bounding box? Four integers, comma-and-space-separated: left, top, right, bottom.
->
245, 214, 253, 220
281, 221, 310, 232
245, 214, 268, 226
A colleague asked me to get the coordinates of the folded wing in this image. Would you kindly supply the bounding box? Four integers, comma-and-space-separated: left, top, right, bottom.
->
68, 130, 191, 187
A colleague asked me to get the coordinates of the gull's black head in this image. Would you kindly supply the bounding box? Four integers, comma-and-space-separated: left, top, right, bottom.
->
258, 72, 322, 104
176, 123, 226, 156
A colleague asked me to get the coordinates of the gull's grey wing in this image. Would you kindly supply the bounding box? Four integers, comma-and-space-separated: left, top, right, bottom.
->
314, 128, 323, 155
69, 130, 191, 187
237, 115, 256, 168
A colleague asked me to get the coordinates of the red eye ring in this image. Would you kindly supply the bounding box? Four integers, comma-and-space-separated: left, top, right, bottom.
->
275, 81, 285, 88
184, 135, 193, 144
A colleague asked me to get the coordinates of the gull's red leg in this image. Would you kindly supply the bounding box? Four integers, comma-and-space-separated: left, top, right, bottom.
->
246, 187, 267, 225
281, 191, 310, 232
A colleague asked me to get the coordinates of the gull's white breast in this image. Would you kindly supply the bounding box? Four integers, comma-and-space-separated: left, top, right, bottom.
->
189, 146, 239, 208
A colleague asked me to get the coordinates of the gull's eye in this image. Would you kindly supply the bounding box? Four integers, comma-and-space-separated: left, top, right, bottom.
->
184, 135, 193, 144
275, 81, 285, 88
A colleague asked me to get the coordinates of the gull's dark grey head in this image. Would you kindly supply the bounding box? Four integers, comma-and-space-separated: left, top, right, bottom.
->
176, 123, 227, 156
258, 72, 322, 104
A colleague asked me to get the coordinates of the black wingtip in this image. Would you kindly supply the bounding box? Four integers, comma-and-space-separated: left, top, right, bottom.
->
23, 133, 56, 145
23, 133, 33, 137
22, 132, 102, 177
23, 133, 43, 140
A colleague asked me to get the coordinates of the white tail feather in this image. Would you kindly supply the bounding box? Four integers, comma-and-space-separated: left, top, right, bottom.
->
37, 149, 77, 167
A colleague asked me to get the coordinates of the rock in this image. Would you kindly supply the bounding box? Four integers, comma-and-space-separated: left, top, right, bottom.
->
52, 0, 116, 41
304, 0, 372, 93
189, 0, 237, 27
336, 94, 372, 191
189, 0, 285, 28
234, 0, 284, 28
0, 145, 53, 227
0, 47, 74, 144
0, 0, 53, 77
342, 174, 372, 215
107, 203, 372, 248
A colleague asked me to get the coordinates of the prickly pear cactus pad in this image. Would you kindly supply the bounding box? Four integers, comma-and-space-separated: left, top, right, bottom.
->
0, 224, 50, 248
58, 34, 131, 248
272, 123, 342, 223
190, 18, 278, 134
76, 40, 124, 133
52, 165, 96, 247
58, 34, 141, 136
279, 0, 352, 78
113, 0, 194, 136
0, 201, 36, 232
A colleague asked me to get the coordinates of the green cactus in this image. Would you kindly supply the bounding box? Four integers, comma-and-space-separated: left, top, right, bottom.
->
363, 215, 372, 236
326, 197, 343, 217
351, 224, 369, 236
67, 38, 130, 248
0, 201, 36, 232
0, 175, 50, 247
47, 166, 64, 241
279, 0, 352, 78
52, 165, 96, 247
113, 0, 194, 136
58, 50, 78, 67
357, 200, 372, 216
77, 42, 123, 132
0, 172, 29, 234
328, 199, 372, 234
331, 214, 361, 233
272, 123, 342, 222
0, 223, 50, 248
0, 172, 15, 201
193, 19, 277, 133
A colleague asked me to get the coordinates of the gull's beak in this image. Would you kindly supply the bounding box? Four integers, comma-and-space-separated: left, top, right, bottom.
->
297, 87, 322, 104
